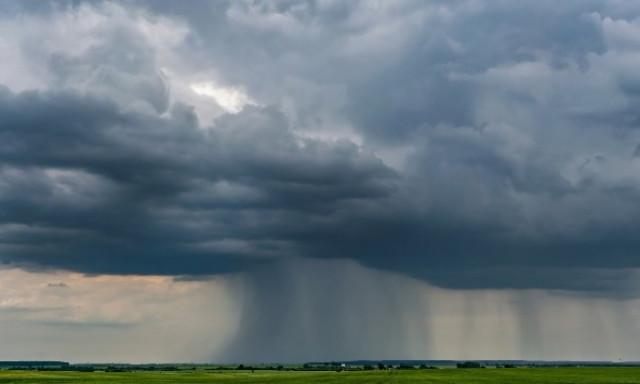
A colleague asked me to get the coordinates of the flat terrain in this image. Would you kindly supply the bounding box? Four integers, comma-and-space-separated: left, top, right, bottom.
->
1, 367, 640, 384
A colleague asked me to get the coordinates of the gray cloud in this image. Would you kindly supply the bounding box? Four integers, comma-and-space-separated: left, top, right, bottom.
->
2, 0, 640, 298
0, 86, 396, 276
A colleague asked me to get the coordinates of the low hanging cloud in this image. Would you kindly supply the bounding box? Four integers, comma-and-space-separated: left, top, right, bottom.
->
2, 0, 640, 298
0, 88, 396, 275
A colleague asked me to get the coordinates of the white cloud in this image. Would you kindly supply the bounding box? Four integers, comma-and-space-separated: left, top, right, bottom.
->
191, 81, 258, 114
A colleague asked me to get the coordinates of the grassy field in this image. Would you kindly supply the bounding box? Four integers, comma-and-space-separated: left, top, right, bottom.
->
1, 367, 640, 384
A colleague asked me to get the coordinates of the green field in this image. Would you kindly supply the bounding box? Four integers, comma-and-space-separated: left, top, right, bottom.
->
1, 368, 640, 384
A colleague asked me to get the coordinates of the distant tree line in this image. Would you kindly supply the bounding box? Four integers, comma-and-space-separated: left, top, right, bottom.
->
456, 361, 485, 369
0, 361, 69, 370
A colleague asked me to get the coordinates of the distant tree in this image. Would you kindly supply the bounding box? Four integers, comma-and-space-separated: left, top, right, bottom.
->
363, 364, 374, 370
237, 364, 245, 370
457, 361, 483, 369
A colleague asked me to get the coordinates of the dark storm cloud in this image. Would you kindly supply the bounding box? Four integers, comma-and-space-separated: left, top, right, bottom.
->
3, 0, 640, 297
0, 86, 395, 275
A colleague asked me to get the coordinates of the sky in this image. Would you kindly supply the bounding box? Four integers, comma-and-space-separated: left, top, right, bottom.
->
1, 0, 640, 363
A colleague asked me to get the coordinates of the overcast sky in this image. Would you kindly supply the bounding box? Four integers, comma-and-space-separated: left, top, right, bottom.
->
2, 0, 640, 363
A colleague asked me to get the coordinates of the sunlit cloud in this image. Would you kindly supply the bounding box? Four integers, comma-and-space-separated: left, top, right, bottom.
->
191, 82, 258, 114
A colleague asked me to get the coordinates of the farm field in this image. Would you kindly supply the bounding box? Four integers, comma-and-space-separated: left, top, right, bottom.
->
1, 367, 640, 384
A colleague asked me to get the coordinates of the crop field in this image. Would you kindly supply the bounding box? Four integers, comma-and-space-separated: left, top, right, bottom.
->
1, 367, 640, 384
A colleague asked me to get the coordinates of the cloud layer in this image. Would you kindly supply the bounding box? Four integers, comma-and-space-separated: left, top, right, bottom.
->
0, 267, 238, 363
2, 0, 640, 297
